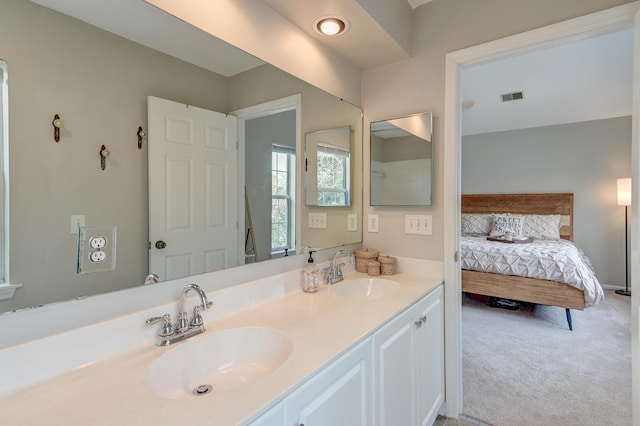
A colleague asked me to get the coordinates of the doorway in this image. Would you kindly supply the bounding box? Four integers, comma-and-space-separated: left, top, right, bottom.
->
233, 94, 302, 261
442, 3, 640, 421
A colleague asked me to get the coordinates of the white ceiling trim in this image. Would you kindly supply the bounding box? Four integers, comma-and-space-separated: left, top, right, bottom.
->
407, 0, 432, 9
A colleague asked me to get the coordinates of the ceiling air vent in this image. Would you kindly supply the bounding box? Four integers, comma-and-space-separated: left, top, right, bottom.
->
500, 91, 524, 102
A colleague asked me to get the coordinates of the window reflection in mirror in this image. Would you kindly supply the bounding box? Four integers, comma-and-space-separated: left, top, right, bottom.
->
370, 113, 433, 206
270, 145, 296, 257
305, 126, 351, 207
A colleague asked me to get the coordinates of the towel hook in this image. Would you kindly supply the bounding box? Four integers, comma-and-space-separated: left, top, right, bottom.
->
137, 126, 147, 149
99, 145, 110, 170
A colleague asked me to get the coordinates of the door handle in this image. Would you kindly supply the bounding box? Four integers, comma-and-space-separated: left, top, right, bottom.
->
155, 240, 167, 249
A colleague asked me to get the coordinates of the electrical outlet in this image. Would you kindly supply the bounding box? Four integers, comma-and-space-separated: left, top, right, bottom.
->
89, 236, 107, 249
367, 214, 379, 233
77, 225, 117, 274
405, 215, 433, 235
89, 251, 107, 263
70, 215, 85, 234
347, 213, 357, 231
309, 212, 327, 229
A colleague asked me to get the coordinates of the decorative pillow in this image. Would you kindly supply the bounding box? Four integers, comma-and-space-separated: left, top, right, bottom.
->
522, 214, 561, 239
490, 214, 525, 236
461, 214, 492, 235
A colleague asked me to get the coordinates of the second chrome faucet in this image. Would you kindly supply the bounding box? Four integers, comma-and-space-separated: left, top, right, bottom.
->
324, 250, 354, 285
146, 283, 213, 346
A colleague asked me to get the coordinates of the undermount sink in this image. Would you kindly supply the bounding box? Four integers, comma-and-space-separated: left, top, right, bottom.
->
144, 327, 293, 400
331, 277, 400, 300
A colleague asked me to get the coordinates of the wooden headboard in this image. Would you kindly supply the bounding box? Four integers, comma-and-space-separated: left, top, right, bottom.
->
461, 193, 574, 241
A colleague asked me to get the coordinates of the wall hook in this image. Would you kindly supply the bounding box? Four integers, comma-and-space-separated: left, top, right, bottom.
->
52, 114, 64, 142
99, 145, 110, 170
137, 126, 147, 150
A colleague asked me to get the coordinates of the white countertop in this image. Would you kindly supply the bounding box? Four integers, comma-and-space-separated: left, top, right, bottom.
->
0, 258, 442, 426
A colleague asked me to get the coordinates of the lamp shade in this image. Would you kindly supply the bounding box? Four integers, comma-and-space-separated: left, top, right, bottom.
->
617, 178, 632, 206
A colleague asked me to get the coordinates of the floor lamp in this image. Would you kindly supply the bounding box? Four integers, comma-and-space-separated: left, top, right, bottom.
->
616, 177, 631, 296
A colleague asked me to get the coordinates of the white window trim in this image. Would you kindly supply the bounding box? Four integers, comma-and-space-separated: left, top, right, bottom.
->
0, 60, 21, 300
271, 144, 295, 253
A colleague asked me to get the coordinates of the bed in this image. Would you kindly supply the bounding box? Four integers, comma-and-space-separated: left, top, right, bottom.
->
460, 193, 604, 330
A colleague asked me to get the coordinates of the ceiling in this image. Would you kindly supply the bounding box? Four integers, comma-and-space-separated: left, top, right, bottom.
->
461, 29, 633, 136
261, 0, 412, 69
32, 0, 632, 136
31, 0, 265, 77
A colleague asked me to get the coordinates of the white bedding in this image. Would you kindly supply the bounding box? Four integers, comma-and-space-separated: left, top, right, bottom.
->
460, 236, 604, 307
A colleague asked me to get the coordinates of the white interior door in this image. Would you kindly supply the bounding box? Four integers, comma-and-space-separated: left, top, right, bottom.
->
148, 96, 238, 281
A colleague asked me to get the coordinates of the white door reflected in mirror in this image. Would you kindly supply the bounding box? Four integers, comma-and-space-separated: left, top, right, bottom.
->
148, 96, 239, 280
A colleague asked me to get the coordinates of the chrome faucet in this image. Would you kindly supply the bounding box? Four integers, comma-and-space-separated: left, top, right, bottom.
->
146, 283, 213, 346
143, 273, 160, 285
324, 249, 353, 284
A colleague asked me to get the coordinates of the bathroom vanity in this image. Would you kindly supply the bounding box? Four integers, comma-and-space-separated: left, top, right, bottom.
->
0, 257, 443, 425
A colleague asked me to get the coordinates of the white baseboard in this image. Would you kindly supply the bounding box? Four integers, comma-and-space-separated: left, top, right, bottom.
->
601, 284, 626, 291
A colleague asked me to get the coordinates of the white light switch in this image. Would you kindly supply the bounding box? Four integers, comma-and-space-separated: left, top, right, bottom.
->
70, 215, 85, 234
347, 213, 357, 231
367, 214, 379, 233
405, 215, 433, 235
309, 212, 327, 229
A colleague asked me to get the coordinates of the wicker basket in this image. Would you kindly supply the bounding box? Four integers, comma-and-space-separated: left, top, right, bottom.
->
378, 255, 397, 275
354, 248, 379, 272
367, 260, 381, 276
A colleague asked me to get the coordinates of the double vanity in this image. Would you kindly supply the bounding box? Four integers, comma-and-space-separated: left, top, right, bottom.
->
0, 256, 443, 425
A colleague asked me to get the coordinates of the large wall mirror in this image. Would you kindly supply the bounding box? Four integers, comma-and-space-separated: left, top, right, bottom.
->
370, 113, 433, 206
0, 0, 362, 314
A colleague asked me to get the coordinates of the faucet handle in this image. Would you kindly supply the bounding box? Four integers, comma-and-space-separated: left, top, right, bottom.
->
146, 314, 175, 337
190, 305, 205, 328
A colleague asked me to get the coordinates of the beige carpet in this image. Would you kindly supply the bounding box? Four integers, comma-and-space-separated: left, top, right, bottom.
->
462, 290, 632, 426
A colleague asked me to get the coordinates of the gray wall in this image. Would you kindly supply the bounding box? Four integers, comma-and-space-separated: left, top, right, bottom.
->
361, 0, 634, 261
461, 116, 632, 288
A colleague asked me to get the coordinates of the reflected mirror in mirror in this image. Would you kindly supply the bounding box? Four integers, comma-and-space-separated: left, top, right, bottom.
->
370, 113, 433, 206
0, 0, 362, 314
305, 126, 351, 207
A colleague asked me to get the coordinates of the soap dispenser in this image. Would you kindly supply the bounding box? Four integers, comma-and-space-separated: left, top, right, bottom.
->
302, 250, 320, 293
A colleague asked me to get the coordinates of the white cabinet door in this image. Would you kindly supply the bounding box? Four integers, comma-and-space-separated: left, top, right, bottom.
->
416, 286, 444, 426
284, 339, 371, 426
248, 402, 284, 426
372, 284, 444, 426
372, 306, 417, 426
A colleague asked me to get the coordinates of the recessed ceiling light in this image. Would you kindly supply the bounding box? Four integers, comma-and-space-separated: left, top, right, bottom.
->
314, 16, 350, 36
